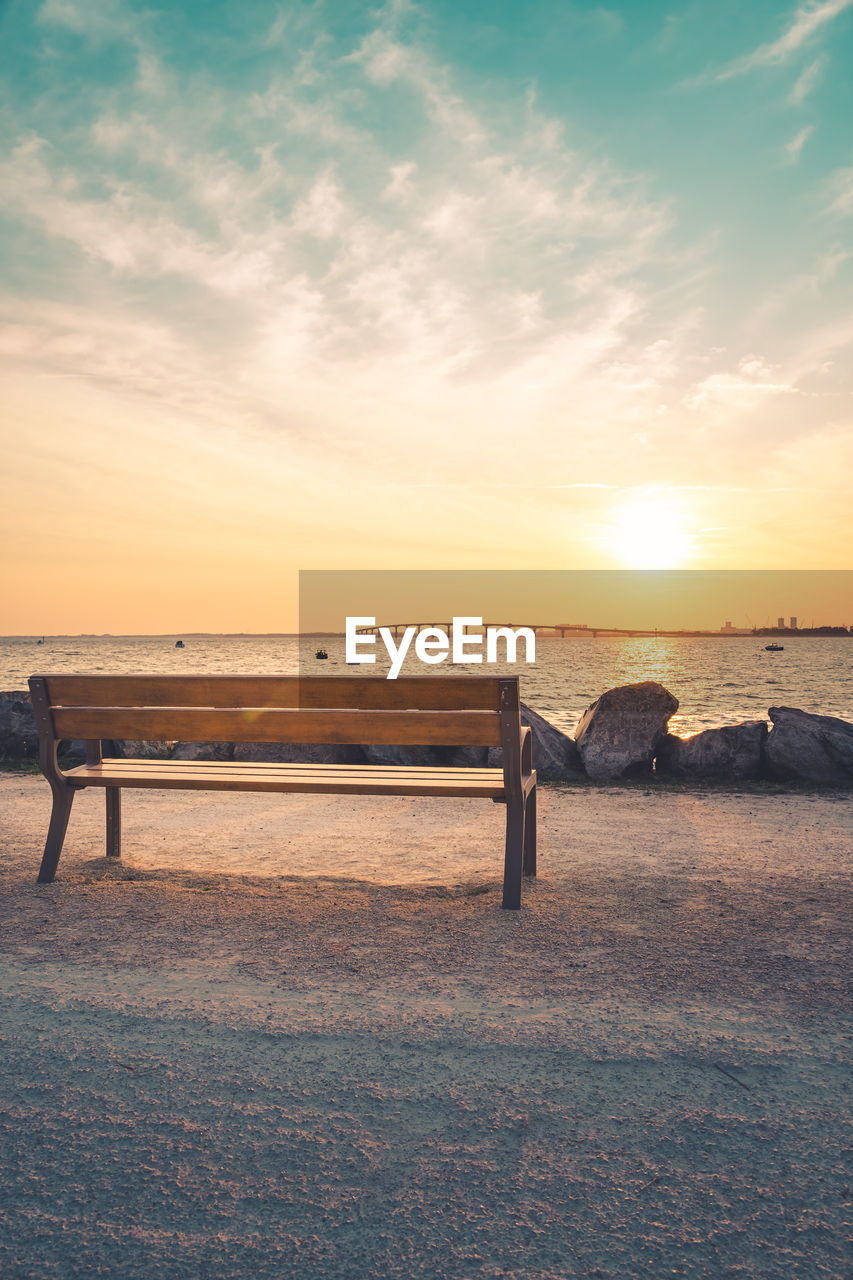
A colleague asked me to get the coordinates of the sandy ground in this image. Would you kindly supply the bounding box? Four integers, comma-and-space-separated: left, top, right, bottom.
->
1, 771, 851, 1279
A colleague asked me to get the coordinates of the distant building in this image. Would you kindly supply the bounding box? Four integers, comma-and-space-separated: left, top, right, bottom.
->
720, 621, 752, 634
790, 616, 798, 630
777, 617, 785, 629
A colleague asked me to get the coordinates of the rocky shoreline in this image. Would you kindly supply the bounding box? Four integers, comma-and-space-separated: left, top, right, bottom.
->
2, 682, 852, 785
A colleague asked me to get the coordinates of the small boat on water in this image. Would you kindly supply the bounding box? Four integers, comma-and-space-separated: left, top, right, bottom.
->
175, 640, 185, 648
315, 648, 329, 660
764, 642, 784, 651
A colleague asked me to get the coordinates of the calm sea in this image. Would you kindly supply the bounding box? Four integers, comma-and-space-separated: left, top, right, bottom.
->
7, 633, 853, 737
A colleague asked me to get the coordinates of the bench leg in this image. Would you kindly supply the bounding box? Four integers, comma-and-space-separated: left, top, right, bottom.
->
37, 783, 75, 884
523, 788, 536, 878
501, 796, 525, 910
106, 788, 121, 859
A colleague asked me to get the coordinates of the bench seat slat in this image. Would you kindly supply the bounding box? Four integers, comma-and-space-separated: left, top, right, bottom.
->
85, 758, 498, 778
52, 707, 502, 746
63, 760, 517, 798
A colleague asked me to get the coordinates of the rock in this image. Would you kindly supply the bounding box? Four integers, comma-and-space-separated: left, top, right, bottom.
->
765, 706, 853, 784
361, 743, 445, 767
0, 692, 178, 763
574, 681, 678, 781
170, 741, 234, 762
361, 743, 489, 768
523, 703, 585, 780
0, 693, 38, 759
656, 721, 767, 780
488, 704, 584, 780
442, 745, 490, 768
110, 740, 174, 759
0, 693, 88, 761
232, 742, 363, 765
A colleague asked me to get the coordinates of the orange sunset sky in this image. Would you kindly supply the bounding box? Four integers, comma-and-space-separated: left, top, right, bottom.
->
2, 0, 852, 633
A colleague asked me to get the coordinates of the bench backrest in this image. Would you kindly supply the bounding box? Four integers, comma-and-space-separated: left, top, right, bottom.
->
28, 675, 520, 747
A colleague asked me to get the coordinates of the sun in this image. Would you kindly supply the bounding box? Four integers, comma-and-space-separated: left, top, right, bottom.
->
605, 497, 694, 569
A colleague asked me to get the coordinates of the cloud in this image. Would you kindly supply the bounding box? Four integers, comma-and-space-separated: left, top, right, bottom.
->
351, 28, 487, 147
291, 172, 347, 239
788, 55, 826, 102
38, 0, 87, 31
784, 125, 815, 163
695, 0, 852, 84
37, 0, 142, 42
0, 137, 280, 295
135, 49, 166, 96
826, 167, 853, 215
4, 0, 849, 540
0, 0, 711, 516
382, 161, 417, 203
2, 0, 683, 411
688, 355, 798, 410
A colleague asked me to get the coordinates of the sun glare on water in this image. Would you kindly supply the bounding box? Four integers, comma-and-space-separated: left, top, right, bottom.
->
605, 498, 694, 569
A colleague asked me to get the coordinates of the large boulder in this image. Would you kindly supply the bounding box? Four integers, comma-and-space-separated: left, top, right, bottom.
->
657, 721, 767, 780
765, 707, 853, 784
488, 703, 584, 780
0, 692, 38, 759
574, 682, 678, 781
522, 703, 585, 780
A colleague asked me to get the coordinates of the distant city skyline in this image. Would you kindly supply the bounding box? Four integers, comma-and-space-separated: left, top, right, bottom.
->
2, 1, 852, 632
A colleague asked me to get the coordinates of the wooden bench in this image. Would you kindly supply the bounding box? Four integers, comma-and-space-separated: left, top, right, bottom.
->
28, 675, 537, 908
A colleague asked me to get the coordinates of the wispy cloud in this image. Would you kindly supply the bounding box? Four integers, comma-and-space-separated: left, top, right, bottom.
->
825, 166, 853, 215
3, 3, 681, 407
37, 0, 131, 38
688, 355, 798, 410
784, 125, 815, 163
788, 55, 826, 101
695, 0, 852, 84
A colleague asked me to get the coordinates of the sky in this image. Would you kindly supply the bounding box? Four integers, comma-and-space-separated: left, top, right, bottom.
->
1, 0, 852, 632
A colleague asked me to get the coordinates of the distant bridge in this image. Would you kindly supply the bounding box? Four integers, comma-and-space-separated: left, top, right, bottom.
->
359, 621, 720, 640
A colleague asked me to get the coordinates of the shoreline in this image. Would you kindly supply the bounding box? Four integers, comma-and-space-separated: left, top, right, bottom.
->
3, 685, 853, 785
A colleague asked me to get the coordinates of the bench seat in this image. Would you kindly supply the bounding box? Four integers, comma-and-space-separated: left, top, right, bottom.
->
63, 758, 535, 798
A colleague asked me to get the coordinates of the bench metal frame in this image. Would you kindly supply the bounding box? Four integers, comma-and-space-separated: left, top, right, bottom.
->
29, 675, 537, 908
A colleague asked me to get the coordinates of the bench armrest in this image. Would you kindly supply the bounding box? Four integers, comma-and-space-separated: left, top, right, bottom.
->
521, 725, 532, 776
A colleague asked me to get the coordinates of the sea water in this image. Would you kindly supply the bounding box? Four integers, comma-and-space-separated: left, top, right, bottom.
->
6, 633, 853, 737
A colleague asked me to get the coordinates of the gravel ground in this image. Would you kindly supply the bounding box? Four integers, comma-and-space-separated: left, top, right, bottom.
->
1, 773, 851, 1278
